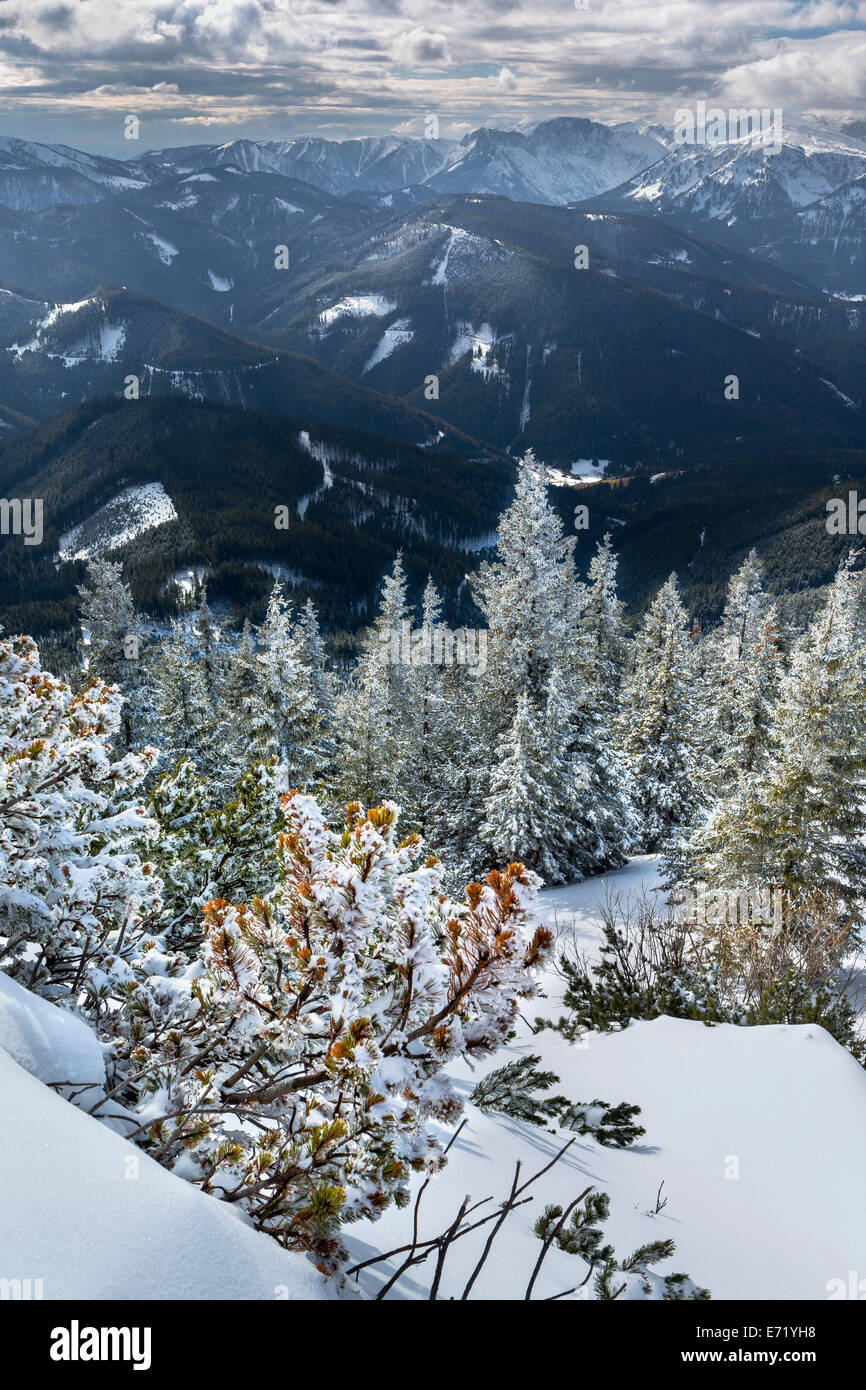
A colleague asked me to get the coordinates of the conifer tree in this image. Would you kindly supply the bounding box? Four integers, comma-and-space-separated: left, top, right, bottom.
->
193, 586, 224, 704
693, 551, 782, 798
619, 574, 700, 851
403, 577, 448, 839
150, 622, 218, 774
77, 558, 146, 749
223, 619, 271, 778
677, 551, 866, 909
577, 533, 628, 716
333, 553, 413, 806
469, 452, 585, 871
257, 579, 318, 784
482, 690, 565, 879
472, 451, 579, 714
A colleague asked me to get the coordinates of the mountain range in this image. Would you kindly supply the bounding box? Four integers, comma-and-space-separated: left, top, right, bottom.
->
1, 112, 865, 634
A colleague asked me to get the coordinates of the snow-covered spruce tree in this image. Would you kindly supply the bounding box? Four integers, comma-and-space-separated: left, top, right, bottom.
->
77, 558, 147, 750
527, 661, 630, 882
295, 596, 335, 776
562, 538, 636, 872
149, 622, 219, 775
577, 533, 629, 719
422, 651, 490, 885
470, 449, 579, 870
0, 634, 162, 1001
472, 450, 578, 714
257, 579, 319, 784
472, 457, 632, 881
693, 551, 783, 799
618, 573, 701, 852
111, 794, 553, 1270
192, 586, 225, 706
400, 577, 453, 841
222, 619, 272, 779
675, 551, 866, 912
481, 689, 567, 879
332, 553, 414, 807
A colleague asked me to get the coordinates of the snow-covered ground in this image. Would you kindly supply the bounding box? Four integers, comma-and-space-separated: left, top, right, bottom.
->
344, 859, 866, 1300
448, 321, 501, 378
2, 857, 864, 1300
0, 1045, 333, 1300
362, 318, 414, 373
546, 459, 611, 489
317, 294, 396, 330
58, 482, 178, 561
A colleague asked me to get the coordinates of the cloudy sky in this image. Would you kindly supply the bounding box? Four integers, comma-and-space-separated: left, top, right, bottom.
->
0, 0, 863, 153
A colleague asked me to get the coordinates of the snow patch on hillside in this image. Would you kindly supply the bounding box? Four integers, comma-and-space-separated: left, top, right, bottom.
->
362, 317, 414, 373
448, 321, 500, 378
296, 430, 336, 517
821, 376, 859, 408
317, 294, 396, 329
58, 482, 177, 561
144, 232, 179, 264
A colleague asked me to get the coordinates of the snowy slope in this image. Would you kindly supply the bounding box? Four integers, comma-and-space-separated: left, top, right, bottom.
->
604, 116, 866, 235
2, 859, 864, 1301
0, 970, 104, 1101
0, 136, 150, 211
0, 1042, 335, 1300
58, 482, 178, 561
345, 860, 866, 1300
430, 118, 667, 205
144, 135, 457, 196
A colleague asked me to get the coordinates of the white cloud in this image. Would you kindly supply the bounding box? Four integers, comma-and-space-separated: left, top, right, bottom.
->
390, 26, 451, 67
719, 31, 866, 108
0, 0, 863, 147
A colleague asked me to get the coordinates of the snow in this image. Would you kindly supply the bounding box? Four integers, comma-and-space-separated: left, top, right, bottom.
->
4, 843, 866, 1301
362, 317, 414, 373
821, 377, 859, 409
318, 294, 396, 329
0, 1044, 335, 1300
0, 971, 104, 1103
144, 232, 179, 264
572, 457, 610, 478
9, 297, 93, 356
448, 321, 500, 378
430, 227, 465, 284
345, 857, 866, 1300
545, 459, 610, 489
58, 482, 178, 561
96, 322, 126, 360
296, 430, 336, 517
